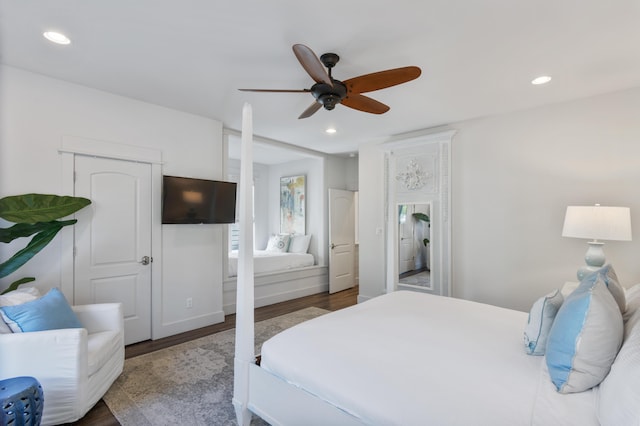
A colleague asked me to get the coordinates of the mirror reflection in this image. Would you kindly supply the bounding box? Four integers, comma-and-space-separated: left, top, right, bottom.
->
397, 203, 431, 289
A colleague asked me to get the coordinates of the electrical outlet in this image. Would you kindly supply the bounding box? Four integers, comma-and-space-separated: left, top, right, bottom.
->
186, 297, 193, 308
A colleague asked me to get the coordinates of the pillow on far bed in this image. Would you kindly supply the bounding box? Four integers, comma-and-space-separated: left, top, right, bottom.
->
524, 289, 563, 355
265, 233, 290, 252
288, 234, 311, 253
545, 274, 623, 394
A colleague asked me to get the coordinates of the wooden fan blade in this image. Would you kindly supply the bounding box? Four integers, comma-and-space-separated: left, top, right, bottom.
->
341, 94, 390, 114
344, 66, 421, 94
238, 88, 310, 93
298, 102, 322, 119
293, 44, 333, 86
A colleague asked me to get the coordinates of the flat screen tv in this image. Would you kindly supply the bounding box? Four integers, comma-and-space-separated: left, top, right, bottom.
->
162, 175, 237, 224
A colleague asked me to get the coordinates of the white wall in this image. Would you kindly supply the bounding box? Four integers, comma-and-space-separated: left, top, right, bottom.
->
359, 87, 640, 311
0, 66, 226, 338
227, 159, 269, 250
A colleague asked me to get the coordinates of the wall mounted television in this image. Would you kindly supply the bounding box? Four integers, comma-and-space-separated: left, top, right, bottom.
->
162, 175, 237, 224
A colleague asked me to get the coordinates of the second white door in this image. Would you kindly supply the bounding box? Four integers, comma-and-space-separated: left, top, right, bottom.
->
328, 188, 355, 294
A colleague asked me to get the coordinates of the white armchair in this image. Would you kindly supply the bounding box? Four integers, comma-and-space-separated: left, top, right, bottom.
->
0, 303, 124, 425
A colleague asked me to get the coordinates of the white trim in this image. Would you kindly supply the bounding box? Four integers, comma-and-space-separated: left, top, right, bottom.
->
223, 266, 328, 315
59, 135, 163, 164
223, 128, 326, 160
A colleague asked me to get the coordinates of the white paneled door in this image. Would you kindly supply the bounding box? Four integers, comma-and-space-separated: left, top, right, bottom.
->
328, 188, 355, 294
74, 155, 152, 345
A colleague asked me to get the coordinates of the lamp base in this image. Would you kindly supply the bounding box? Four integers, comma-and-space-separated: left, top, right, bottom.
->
576, 241, 606, 281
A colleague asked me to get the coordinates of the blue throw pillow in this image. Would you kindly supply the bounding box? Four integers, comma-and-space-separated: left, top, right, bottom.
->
0, 288, 82, 332
524, 289, 563, 355
545, 274, 623, 393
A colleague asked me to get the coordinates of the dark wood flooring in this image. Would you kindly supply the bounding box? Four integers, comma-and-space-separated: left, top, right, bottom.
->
67, 286, 359, 426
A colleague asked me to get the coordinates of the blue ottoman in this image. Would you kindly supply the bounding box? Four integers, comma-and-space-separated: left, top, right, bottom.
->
0, 377, 43, 426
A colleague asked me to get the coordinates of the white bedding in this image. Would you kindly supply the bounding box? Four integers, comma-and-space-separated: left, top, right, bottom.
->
228, 249, 314, 277
260, 291, 597, 426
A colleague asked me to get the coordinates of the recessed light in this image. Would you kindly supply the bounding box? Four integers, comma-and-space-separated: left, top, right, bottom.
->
325, 127, 337, 134
43, 31, 71, 45
531, 75, 551, 85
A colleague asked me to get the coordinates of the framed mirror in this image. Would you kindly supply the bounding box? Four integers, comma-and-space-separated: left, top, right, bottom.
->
383, 130, 454, 296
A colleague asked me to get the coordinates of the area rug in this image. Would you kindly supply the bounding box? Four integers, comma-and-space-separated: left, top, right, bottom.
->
103, 307, 329, 426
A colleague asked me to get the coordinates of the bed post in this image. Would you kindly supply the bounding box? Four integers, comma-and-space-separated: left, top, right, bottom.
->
233, 103, 255, 426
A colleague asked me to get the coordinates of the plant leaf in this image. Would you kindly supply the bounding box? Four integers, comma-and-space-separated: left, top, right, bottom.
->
0, 219, 77, 243
0, 224, 65, 278
412, 212, 430, 222
0, 277, 35, 295
0, 194, 91, 223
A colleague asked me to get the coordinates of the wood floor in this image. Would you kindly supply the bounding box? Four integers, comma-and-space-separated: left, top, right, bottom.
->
67, 286, 359, 426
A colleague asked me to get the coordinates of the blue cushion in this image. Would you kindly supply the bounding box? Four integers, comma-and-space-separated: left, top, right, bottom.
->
524, 289, 563, 355
0, 288, 82, 332
545, 274, 623, 393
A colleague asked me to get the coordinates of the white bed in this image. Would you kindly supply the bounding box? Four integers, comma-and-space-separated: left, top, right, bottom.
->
257, 291, 597, 425
233, 282, 640, 426
228, 250, 315, 277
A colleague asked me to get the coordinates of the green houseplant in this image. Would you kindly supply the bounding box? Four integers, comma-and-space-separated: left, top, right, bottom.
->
0, 193, 91, 294
412, 212, 430, 246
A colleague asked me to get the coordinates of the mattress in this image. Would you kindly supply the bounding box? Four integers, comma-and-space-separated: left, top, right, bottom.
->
260, 291, 597, 426
228, 250, 314, 277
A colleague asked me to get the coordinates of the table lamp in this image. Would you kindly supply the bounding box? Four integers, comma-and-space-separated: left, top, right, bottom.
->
562, 204, 632, 280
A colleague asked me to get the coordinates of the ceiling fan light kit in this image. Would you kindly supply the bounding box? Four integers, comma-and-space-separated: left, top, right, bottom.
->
239, 44, 421, 119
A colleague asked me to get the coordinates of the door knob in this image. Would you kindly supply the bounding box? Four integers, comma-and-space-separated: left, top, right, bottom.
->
140, 256, 152, 265
330, 243, 336, 249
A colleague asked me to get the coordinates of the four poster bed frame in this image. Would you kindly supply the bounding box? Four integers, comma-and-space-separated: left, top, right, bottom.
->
231, 104, 362, 425
231, 104, 627, 425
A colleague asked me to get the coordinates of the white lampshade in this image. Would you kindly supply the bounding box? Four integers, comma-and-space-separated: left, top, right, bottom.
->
562, 205, 632, 241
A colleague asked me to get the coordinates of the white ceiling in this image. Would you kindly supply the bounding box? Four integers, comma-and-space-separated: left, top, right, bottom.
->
2, 1, 640, 157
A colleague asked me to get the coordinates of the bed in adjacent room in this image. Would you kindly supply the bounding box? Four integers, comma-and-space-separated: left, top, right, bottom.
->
223, 233, 327, 314
227, 249, 315, 277
234, 268, 640, 425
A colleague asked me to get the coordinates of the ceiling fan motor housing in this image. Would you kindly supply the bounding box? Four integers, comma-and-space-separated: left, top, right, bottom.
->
311, 80, 347, 110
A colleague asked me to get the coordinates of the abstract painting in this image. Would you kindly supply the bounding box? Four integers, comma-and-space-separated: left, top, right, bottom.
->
280, 175, 305, 234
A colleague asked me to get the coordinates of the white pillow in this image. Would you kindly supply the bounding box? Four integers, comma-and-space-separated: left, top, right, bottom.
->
0, 286, 41, 307
288, 234, 311, 253
597, 285, 640, 424
624, 283, 640, 323
596, 264, 626, 314
265, 233, 290, 252
524, 289, 563, 355
545, 274, 623, 393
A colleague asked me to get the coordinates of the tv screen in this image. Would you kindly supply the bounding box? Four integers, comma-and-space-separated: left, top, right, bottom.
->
162, 176, 237, 224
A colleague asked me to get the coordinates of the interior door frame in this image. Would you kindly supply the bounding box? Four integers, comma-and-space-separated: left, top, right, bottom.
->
59, 135, 163, 333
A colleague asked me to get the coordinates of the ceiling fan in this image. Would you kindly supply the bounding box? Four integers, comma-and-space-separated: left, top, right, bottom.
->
239, 44, 421, 119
